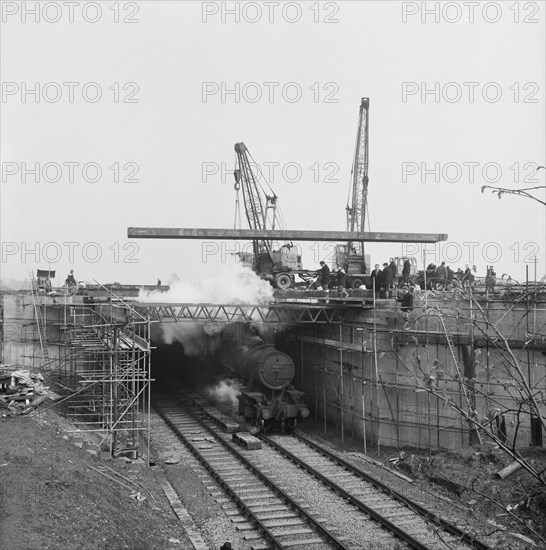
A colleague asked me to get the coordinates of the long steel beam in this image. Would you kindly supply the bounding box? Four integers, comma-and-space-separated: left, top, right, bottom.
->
128, 227, 447, 243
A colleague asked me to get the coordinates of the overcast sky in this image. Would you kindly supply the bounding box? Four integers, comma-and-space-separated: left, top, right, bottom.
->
1, 0, 545, 287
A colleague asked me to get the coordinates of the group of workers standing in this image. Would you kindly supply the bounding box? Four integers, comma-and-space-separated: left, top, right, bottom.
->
424, 263, 496, 292
369, 259, 415, 329
318, 260, 350, 298
315, 258, 497, 331
370, 258, 408, 298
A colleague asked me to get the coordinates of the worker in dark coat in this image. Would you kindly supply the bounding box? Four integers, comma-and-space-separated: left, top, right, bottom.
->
436, 261, 447, 290
401, 287, 414, 312
65, 269, 76, 287
220, 543, 232, 550
402, 259, 411, 284
382, 262, 394, 296
389, 258, 397, 277
485, 266, 496, 292
399, 286, 414, 329
371, 264, 382, 298
462, 265, 474, 289
336, 267, 349, 297
319, 261, 330, 290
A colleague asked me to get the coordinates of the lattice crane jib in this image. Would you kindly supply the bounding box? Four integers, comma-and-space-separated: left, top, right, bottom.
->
234, 142, 278, 262
346, 97, 370, 267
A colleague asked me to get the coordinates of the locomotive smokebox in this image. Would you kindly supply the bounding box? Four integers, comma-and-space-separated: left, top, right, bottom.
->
244, 345, 295, 391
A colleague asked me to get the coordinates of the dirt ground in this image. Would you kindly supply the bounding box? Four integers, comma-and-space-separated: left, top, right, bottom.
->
0, 409, 192, 550
2, 404, 545, 550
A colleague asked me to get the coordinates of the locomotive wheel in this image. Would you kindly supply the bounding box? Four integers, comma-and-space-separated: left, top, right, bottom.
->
275, 273, 292, 290
350, 277, 364, 289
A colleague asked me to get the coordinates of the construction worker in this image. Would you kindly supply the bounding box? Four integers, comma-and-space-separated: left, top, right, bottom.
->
402, 259, 411, 284
371, 264, 382, 298
382, 262, 394, 297
65, 269, 77, 287
462, 265, 474, 289
336, 267, 349, 297
446, 265, 454, 289
399, 286, 414, 329
436, 262, 447, 290
389, 258, 397, 278
319, 261, 330, 291
485, 266, 496, 292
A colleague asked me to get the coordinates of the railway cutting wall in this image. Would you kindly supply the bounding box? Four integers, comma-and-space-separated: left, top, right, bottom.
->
281, 293, 546, 452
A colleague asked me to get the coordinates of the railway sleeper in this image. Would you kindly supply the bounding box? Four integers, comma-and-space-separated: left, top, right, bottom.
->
204, 462, 237, 472
382, 510, 417, 520
261, 518, 306, 528
211, 467, 244, 474
372, 502, 408, 510
227, 483, 259, 491
255, 512, 299, 520
247, 501, 287, 509
250, 505, 291, 513
270, 527, 314, 537
230, 516, 250, 523
275, 538, 325, 548
243, 533, 263, 540
235, 523, 255, 531
241, 492, 278, 500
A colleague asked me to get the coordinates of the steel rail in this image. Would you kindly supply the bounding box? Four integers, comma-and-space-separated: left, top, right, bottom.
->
152, 393, 350, 550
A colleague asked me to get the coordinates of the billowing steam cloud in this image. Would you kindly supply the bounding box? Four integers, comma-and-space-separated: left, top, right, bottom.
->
204, 379, 241, 411
139, 263, 274, 305
144, 264, 275, 355
150, 321, 221, 356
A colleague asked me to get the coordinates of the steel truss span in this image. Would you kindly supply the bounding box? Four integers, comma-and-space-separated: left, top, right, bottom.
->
133, 303, 350, 324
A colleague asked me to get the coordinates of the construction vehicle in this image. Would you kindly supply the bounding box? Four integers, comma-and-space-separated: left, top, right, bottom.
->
333, 98, 425, 290
233, 142, 311, 289
333, 97, 371, 289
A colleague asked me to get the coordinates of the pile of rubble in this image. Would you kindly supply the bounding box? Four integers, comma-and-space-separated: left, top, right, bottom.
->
0, 369, 49, 415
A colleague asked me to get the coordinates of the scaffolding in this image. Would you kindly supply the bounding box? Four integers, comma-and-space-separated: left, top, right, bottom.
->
17, 276, 153, 460
59, 309, 152, 458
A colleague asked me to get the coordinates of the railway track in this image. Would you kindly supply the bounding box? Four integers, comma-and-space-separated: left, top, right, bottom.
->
153, 388, 494, 550
258, 432, 492, 550
152, 390, 350, 550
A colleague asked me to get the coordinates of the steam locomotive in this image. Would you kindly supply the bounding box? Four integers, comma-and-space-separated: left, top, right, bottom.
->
228, 343, 309, 433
